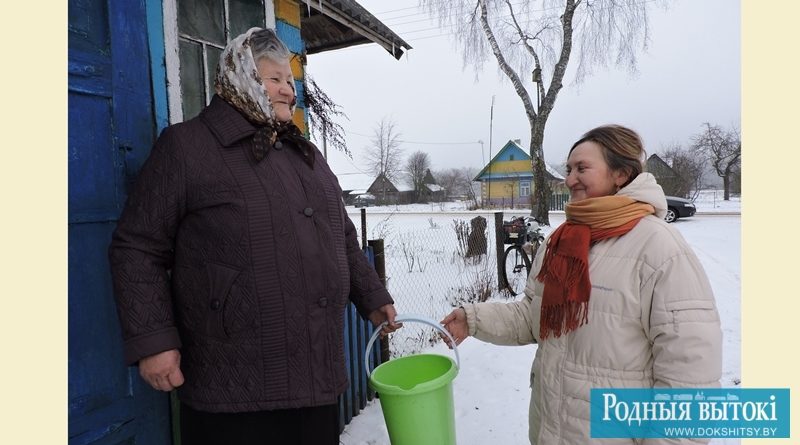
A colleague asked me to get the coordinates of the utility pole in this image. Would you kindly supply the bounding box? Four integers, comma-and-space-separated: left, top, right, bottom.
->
322, 126, 328, 159
488, 95, 495, 208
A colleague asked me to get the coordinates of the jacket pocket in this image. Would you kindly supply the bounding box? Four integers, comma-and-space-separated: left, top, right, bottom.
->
665, 299, 717, 321
665, 299, 718, 333
307, 298, 340, 395
205, 261, 241, 339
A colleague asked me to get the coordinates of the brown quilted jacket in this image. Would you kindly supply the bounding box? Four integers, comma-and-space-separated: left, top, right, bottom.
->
109, 96, 393, 412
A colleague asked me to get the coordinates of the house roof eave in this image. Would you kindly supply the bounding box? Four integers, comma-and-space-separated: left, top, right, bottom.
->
300, 0, 412, 60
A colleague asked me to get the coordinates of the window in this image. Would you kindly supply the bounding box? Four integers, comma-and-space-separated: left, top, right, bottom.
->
168, 0, 271, 121
520, 181, 531, 197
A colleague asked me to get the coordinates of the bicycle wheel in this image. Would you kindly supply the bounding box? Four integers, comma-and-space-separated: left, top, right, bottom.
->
501, 244, 532, 296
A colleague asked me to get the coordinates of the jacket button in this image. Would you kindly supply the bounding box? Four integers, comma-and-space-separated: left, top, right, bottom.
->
318, 298, 328, 307
210, 299, 222, 311
303, 207, 314, 217
274, 141, 283, 150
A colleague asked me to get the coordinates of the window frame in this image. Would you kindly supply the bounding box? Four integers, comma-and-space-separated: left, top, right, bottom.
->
163, 0, 276, 123
520, 180, 531, 197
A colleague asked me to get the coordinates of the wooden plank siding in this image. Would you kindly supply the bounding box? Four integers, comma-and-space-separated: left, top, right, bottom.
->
476, 140, 569, 208
274, 0, 308, 133
483, 159, 533, 176
338, 246, 381, 432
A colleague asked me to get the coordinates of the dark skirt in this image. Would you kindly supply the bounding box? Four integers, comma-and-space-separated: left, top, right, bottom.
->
179, 402, 340, 445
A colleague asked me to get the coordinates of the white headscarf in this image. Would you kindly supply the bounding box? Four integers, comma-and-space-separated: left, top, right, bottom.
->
214, 27, 297, 126
213, 28, 310, 164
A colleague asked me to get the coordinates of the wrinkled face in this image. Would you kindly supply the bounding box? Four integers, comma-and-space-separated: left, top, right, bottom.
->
256, 57, 295, 123
565, 141, 629, 201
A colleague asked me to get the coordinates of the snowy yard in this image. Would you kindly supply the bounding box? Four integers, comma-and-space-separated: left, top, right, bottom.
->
340, 193, 741, 444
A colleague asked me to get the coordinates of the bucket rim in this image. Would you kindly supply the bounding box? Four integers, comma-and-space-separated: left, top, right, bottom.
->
368, 353, 459, 395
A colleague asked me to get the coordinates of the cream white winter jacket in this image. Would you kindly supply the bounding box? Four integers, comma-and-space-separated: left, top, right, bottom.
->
463, 173, 722, 444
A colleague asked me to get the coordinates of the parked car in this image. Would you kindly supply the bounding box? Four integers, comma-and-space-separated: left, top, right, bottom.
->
664, 196, 696, 223
353, 193, 376, 208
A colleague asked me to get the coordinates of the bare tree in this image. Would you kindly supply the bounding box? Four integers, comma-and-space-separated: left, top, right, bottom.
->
692, 123, 741, 200
437, 167, 480, 204
405, 151, 432, 203
436, 168, 461, 200
423, 0, 662, 224
364, 117, 403, 182
661, 144, 705, 200
460, 167, 481, 208
504, 173, 521, 209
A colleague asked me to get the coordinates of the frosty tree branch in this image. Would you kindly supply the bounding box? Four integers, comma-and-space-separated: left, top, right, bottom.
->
423, 0, 661, 224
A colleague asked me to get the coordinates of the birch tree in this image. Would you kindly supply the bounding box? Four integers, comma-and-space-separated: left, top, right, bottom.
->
422, 0, 663, 224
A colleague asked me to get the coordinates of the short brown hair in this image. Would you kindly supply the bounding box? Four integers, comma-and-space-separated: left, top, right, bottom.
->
569, 124, 646, 188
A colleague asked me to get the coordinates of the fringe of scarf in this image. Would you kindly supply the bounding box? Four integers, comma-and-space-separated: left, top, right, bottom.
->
536, 196, 654, 339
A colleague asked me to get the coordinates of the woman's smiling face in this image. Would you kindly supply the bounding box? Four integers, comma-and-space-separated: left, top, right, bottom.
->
565, 141, 629, 201
257, 57, 295, 123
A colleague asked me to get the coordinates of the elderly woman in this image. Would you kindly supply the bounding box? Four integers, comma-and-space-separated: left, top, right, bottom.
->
441, 125, 722, 444
109, 28, 398, 445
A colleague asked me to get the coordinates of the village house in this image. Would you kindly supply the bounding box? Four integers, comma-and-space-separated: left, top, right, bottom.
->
474, 139, 567, 209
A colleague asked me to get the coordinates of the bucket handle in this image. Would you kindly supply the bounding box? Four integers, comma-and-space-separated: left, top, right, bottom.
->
364, 314, 461, 378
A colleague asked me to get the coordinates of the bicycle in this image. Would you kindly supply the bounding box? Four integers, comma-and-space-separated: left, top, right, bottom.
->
500, 216, 545, 296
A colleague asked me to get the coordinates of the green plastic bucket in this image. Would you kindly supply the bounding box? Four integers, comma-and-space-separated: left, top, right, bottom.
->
365, 316, 461, 445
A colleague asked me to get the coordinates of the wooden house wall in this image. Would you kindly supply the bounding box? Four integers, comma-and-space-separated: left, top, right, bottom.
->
274, 0, 308, 133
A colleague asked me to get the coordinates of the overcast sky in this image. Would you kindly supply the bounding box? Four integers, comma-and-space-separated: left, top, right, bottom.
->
305, 0, 740, 178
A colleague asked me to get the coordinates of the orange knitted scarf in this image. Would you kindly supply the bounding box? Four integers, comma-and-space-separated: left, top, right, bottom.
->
535, 195, 655, 340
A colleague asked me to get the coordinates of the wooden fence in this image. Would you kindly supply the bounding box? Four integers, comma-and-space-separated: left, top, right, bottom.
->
549, 193, 570, 211
338, 245, 383, 432
485, 193, 571, 211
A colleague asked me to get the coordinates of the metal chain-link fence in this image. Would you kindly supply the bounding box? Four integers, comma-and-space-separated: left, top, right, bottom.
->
355, 210, 532, 358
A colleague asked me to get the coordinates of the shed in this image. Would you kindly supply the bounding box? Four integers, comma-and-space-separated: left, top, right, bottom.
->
646, 153, 684, 196
336, 171, 378, 203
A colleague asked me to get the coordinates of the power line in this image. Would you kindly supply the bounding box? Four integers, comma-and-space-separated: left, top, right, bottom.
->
375, 0, 534, 26
379, 0, 658, 27
380, 0, 658, 38
382, 7, 565, 42
336, 150, 371, 174
348, 130, 480, 146
373, 3, 426, 16
308, 0, 660, 54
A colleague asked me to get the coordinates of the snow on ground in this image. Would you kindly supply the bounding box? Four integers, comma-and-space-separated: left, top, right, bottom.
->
340, 193, 741, 445
348, 189, 740, 215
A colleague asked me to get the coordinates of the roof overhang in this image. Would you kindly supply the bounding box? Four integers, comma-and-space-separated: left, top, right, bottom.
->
300, 0, 412, 59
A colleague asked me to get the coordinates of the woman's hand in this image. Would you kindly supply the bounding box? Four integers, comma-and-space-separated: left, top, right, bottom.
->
440, 308, 469, 348
368, 304, 402, 336
139, 349, 185, 392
